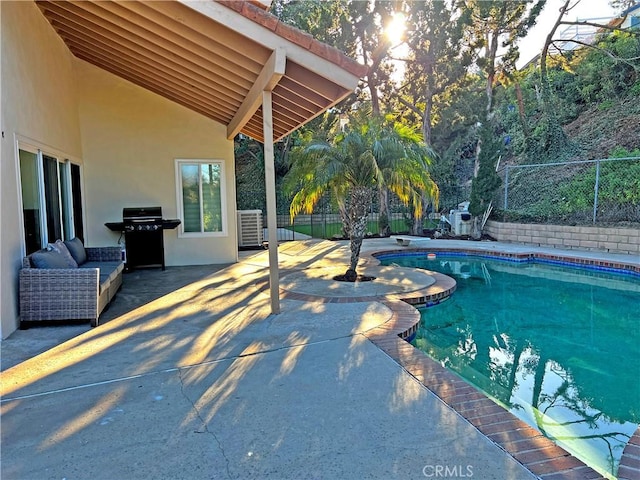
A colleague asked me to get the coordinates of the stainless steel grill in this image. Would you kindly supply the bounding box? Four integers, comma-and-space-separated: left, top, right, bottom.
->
103, 207, 181, 271
122, 207, 165, 270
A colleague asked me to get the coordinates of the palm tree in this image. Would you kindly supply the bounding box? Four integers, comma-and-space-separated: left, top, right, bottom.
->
284, 111, 439, 280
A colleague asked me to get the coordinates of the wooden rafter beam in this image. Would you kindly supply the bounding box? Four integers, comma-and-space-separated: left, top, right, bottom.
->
227, 48, 286, 140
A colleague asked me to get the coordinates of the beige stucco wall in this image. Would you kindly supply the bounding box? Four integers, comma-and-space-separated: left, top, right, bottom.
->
76, 61, 238, 266
1, 1, 84, 338
1, 2, 238, 338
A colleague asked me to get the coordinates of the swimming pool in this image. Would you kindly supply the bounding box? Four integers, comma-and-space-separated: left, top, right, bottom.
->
379, 252, 639, 479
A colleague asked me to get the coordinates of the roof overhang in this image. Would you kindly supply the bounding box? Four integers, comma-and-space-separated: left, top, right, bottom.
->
36, 0, 367, 143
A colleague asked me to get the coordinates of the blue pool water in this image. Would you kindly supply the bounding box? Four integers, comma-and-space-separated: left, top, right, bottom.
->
379, 253, 640, 479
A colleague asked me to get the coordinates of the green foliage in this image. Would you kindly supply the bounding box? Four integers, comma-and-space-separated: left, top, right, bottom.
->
494, 25, 640, 164
546, 67, 583, 123
234, 136, 266, 211
597, 100, 615, 111
553, 160, 640, 221
402, 0, 473, 143
271, 0, 397, 112
609, 146, 640, 158
284, 111, 438, 270
284, 110, 438, 219
430, 76, 485, 188
236, 2, 639, 229
501, 158, 640, 224
469, 123, 502, 217
271, 0, 357, 57
573, 30, 640, 104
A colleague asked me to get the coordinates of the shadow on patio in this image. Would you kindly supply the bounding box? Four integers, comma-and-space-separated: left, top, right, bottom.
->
0, 239, 537, 479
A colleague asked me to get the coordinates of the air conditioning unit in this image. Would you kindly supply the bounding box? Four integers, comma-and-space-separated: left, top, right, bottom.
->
237, 210, 263, 247
450, 211, 473, 236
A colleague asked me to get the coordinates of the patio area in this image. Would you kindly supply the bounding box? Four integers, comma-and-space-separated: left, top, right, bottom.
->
2, 238, 638, 479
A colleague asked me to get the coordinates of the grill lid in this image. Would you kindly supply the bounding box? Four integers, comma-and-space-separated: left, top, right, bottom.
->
123, 207, 162, 222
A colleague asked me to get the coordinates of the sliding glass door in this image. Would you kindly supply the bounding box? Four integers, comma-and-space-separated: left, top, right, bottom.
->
42, 154, 62, 244
19, 150, 43, 255
18, 146, 84, 254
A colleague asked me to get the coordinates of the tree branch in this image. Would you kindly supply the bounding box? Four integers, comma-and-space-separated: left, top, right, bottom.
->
397, 96, 424, 117
549, 41, 573, 63
558, 19, 640, 36
551, 38, 640, 69
387, 55, 410, 63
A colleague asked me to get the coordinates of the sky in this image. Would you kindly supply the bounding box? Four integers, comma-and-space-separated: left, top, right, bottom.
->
516, 0, 619, 67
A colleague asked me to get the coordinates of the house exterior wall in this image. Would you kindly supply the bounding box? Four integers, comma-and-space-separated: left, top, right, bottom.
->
75, 61, 238, 267
1, 2, 238, 338
1, 1, 84, 339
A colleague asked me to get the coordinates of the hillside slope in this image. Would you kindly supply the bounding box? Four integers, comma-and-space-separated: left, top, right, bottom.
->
565, 96, 640, 159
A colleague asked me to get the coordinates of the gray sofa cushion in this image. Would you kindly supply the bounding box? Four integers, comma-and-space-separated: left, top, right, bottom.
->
82, 261, 124, 294
82, 261, 124, 275
31, 250, 71, 269
48, 239, 78, 268
64, 237, 87, 265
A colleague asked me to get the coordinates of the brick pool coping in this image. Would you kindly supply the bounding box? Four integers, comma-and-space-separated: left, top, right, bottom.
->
371, 247, 640, 277
368, 248, 639, 480
270, 246, 640, 480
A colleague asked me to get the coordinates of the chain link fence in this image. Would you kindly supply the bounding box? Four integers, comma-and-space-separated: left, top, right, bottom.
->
493, 157, 640, 225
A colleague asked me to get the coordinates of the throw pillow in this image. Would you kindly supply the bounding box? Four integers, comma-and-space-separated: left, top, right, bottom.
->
48, 239, 78, 268
64, 237, 87, 265
31, 250, 71, 269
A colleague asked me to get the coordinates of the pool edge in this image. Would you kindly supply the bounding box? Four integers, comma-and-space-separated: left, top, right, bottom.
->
366, 247, 639, 480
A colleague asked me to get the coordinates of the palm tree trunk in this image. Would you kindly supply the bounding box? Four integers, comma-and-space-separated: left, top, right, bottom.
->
337, 198, 350, 238
348, 187, 371, 273
378, 188, 390, 237
412, 192, 430, 235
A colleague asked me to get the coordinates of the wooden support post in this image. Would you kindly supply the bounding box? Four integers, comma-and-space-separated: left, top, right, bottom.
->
262, 90, 280, 314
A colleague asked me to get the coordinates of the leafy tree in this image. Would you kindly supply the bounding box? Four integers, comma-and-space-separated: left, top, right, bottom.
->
283, 111, 438, 279
573, 30, 640, 104
464, 0, 545, 124
462, 0, 544, 235
428, 75, 486, 208
271, 0, 357, 53
271, 0, 400, 115
235, 133, 296, 214
400, 0, 472, 145
610, 0, 638, 11
350, 0, 400, 115
468, 122, 502, 229
538, 0, 640, 159
271, 0, 406, 236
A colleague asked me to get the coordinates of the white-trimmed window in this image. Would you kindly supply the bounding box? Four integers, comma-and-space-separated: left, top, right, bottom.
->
176, 159, 227, 237
18, 143, 84, 255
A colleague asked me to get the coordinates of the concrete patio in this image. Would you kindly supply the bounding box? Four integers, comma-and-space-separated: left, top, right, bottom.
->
2, 238, 638, 479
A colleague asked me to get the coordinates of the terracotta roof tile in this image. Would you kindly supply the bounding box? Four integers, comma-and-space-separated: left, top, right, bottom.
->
216, 0, 243, 13
247, 0, 270, 10
216, 0, 368, 78
274, 22, 314, 49
241, 2, 279, 30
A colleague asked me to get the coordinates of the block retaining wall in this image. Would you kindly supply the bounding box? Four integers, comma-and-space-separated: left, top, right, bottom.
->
485, 221, 639, 256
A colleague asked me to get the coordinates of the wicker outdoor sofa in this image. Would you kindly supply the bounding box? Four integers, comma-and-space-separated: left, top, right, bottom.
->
19, 238, 124, 327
